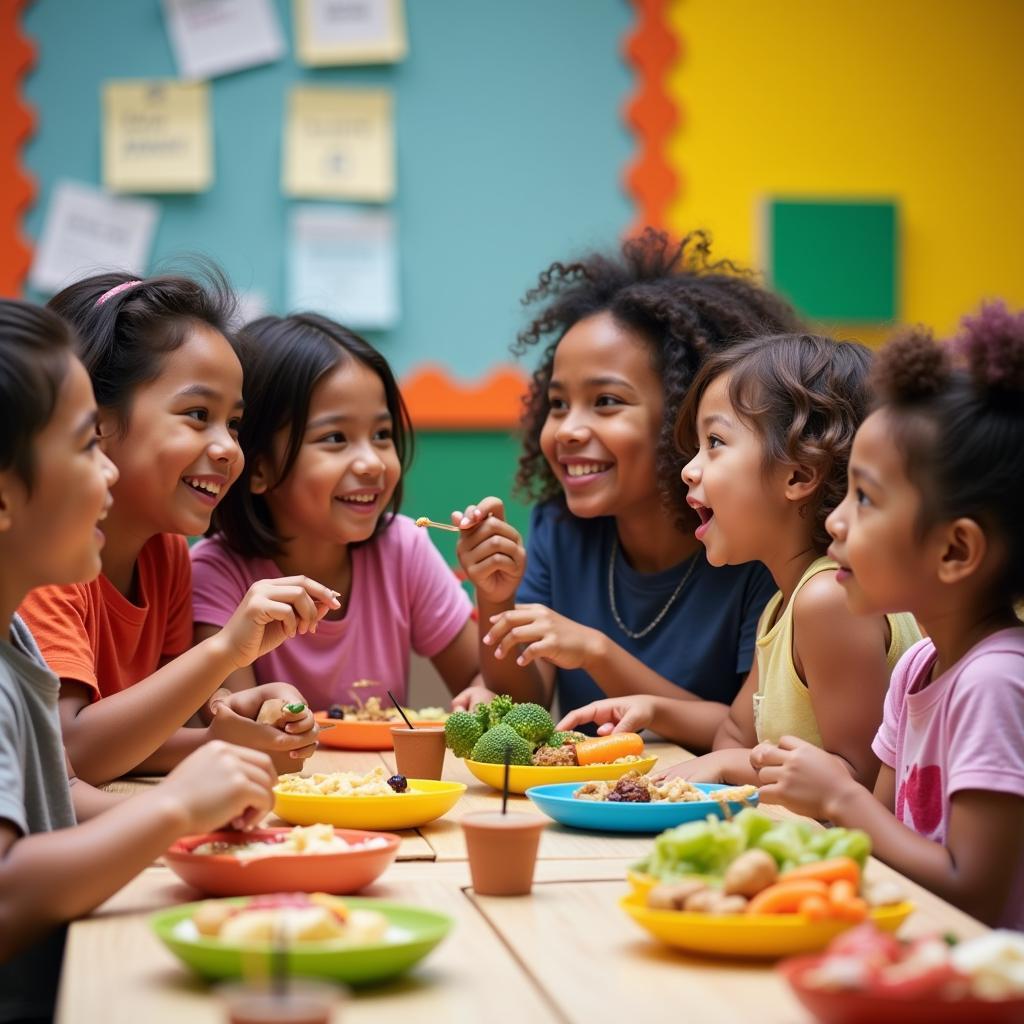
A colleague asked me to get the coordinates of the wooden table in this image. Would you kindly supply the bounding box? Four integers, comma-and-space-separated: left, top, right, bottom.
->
58, 742, 987, 1024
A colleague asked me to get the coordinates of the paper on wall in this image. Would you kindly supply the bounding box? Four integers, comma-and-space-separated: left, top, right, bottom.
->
283, 86, 394, 202
288, 205, 398, 329
29, 180, 159, 295
103, 79, 212, 193
294, 0, 406, 66
162, 0, 285, 80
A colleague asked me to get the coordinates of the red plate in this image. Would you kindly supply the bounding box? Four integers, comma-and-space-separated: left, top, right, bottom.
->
315, 712, 447, 750
164, 827, 400, 897
780, 955, 1024, 1024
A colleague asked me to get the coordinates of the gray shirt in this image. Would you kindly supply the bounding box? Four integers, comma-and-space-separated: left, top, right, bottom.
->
0, 615, 76, 1022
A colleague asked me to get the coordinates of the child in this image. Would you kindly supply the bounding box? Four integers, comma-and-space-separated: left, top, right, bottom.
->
18, 272, 339, 786
752, 305, 1024, 929
191, 313, 480, 710
0, 299, 279, 1023
562, 334, 920, 788
454, 230, 799, 749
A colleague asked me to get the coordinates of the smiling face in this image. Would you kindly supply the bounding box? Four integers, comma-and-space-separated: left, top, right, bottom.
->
256, 357, 401, 550
99, 323, 244, 539
10, 355, 119, 587
539, 312, 663, 521
680, 374, 790, 566
825, 409, 937, 616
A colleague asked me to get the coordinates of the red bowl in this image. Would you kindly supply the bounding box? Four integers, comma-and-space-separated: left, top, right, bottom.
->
780, 955, 1024, 1024
164, 827, 400, 897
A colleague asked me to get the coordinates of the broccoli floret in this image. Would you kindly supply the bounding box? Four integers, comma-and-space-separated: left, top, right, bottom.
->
444, 710, 483, 758
502, 703, 554, 745
473, 701, 492, 732
545, 730, 587, 748
487, 694, 514, 729
469, 723, 534, 765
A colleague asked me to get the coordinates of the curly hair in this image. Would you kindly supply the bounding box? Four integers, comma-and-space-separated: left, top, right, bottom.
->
513, 229, 802, 527
675, 334, 873, 551
872, 301, 1024, 604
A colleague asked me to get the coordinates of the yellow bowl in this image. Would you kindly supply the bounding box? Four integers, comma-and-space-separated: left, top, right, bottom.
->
273, 779, 466, 830
619, 891, 914, 959
463, 756, 658, 795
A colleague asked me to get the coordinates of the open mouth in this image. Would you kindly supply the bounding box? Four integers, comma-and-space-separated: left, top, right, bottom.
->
182, 475, 223, 502
561, 460, 613, 485
335, 491, 380, 510
691, 503, 714, 540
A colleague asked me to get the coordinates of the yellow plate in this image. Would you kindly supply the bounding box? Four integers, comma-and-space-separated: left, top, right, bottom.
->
619, 891, 914, 959
463, 756, 658, 795
273, 779, 466, 830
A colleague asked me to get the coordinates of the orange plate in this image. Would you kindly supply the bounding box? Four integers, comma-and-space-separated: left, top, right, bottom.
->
164, 827, 400, 897
315, 713, 446, 751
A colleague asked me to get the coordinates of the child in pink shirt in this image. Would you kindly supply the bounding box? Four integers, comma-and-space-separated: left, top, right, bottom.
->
192, 313, 479, 711
752, 303, 1024, 929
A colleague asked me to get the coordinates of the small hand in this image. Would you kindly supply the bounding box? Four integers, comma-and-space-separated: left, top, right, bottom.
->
450, 683, 496, 712
556, 695, 655, 736
451, 497, 526, 604
207, 700, 318, 774
484, 604, 603, 671
752, 735, 855, 820
654, 750, 732, 784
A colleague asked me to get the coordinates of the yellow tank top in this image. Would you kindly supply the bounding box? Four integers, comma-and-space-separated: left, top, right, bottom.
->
752, 556, 921, 746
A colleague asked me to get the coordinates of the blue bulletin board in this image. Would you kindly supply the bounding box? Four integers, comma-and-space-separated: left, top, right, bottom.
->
23, 0, 633, 384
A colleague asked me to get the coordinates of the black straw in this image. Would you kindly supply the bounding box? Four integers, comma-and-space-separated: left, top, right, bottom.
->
501, 743, 511, 815
387, 689, 414, 730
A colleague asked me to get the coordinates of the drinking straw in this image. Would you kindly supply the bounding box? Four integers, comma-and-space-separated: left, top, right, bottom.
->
386, 689, 415, 730
501, 743, 511, 815
271, 918, 288, 1001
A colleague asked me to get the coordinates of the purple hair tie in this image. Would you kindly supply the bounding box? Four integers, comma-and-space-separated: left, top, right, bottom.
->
95, 279, 143, 307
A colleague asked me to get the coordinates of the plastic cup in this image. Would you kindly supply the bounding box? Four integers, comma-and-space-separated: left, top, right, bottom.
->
461, 810, 546, 896
217, 980, 343, 1024
390, 726, 446, 780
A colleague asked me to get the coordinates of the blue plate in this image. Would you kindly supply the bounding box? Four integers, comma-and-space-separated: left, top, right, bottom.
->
525, 782, 759, 833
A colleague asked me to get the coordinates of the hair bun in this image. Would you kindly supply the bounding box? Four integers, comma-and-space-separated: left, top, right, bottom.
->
873, 326, 952, 403
957, 301, 1024, 399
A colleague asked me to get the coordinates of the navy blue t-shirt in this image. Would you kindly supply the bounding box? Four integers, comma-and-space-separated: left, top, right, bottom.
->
517, 501, 776, 716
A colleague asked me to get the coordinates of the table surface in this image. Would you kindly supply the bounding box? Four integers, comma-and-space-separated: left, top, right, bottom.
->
57, 742, 987, 1024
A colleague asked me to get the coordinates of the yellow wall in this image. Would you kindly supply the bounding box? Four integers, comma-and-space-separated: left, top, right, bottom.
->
666, 0, 1024, 341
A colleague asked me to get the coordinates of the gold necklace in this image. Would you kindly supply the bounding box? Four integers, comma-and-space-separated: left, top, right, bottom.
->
608, 538, 698, 640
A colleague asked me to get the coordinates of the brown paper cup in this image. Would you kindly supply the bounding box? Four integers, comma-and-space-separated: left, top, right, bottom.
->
461, 810, 546, 896
390, 726, 446, 780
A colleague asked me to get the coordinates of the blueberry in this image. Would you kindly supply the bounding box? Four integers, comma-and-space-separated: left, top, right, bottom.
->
327, 704, 345, 720
387, 774, 408, 793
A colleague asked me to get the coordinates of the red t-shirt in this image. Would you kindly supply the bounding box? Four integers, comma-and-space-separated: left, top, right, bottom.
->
18, 534, 193, 699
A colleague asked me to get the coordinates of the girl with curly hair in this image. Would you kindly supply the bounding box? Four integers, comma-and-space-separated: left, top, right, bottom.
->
565, 334, 920, 789
752, 303, 1024, 928
451, 230, 798, 749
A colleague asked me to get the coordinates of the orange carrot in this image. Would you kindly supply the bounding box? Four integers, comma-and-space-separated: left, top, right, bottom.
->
574, 732, 644, 766
828, 879, 868, 922
746, 879, 829, 915
780, 857, 861, 887
798, 894, 833, 922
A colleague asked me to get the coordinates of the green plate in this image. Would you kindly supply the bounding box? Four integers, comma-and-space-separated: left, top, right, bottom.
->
151, 897, 452, 987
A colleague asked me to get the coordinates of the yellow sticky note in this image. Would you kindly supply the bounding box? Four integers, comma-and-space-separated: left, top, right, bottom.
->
283, 87, 394, 202
293, 0, 406, 67
102, 80, 212, 193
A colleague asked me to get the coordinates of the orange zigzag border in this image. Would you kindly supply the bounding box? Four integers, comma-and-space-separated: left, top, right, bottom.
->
0, 0, 36, 297
621, 0, 679, 235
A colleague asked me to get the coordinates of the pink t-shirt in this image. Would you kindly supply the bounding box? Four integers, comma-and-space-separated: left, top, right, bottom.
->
872, 628, 1024, 930
190, 515, 472, 710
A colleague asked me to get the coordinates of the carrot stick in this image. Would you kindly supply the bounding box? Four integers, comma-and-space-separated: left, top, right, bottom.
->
746, 879, 829, 915
574, 732, 644, 767
781, 857, 860, 887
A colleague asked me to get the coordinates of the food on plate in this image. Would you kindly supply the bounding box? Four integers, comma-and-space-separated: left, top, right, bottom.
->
574, 771, 757, 806
445, 695, 646, 767
633, 809, 901, 922
191, 892, 389, 945
189, 823, 390, 860
790, 923, 1024, 1002
323, 684, 447, 724
276, 766, 412, 798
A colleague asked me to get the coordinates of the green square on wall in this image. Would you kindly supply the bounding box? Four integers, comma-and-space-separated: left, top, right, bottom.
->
767, 199, 898, 322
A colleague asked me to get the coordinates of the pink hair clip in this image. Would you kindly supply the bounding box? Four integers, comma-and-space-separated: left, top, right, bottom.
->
95, 279, 143, 307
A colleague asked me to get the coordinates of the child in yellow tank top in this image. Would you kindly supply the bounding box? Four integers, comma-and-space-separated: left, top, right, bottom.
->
559, 333, 920, 792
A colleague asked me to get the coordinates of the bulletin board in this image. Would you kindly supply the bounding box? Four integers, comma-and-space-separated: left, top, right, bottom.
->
15, 0, 635, 423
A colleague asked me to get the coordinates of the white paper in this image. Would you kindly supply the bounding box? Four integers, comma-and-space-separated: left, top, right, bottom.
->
294, 0, 406, 66
309, 0, 389, 46
29, 180, 159, 295
163, 0, 285, 80
288, 205, 398, 330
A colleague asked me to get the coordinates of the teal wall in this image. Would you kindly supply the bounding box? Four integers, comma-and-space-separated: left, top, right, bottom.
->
23, 0, 633, 382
